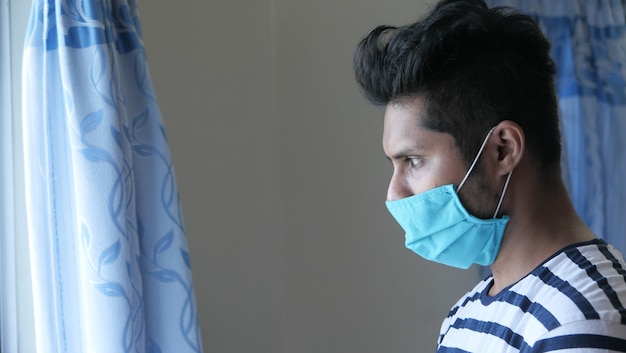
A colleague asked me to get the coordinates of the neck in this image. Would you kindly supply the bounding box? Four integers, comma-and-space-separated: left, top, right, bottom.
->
487, 172, 596, 296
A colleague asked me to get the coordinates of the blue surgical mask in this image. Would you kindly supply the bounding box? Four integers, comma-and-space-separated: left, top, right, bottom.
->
385, 128, 512, 269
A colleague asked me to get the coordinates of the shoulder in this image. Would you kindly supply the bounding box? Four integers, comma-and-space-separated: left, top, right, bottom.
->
531, 320, 626, 352
516, 240, 626, 350
535, 240, 626, 308
437, 240, 626, 352
522, 240, 626, 323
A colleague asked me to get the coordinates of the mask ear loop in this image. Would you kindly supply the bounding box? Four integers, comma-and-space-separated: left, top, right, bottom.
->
493, 170, 512, 218
458, 127, 496, 192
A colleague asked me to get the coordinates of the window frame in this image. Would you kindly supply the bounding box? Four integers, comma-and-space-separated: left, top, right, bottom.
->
1, 0, 35, 352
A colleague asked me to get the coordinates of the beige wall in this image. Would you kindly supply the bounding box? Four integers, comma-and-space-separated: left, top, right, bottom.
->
141, 1, 480, 352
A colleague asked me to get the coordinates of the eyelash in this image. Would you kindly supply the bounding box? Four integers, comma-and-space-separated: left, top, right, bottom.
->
406, 157, 421, 167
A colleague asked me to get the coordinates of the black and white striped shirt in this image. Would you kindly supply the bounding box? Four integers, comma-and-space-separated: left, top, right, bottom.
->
437, 240, 626, 352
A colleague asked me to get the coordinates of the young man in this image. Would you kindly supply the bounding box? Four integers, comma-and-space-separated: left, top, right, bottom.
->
354, 0, 626, 351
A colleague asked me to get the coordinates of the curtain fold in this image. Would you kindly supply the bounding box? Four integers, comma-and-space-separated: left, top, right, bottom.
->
487, 0, 626, 255
22, 1, 202, 352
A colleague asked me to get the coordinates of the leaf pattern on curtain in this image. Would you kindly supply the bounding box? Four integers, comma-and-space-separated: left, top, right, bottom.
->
22, 1, 203, 352
487, 0, 626, 255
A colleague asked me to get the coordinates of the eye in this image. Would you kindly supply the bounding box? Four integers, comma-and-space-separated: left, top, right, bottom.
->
406, 157, 421, 167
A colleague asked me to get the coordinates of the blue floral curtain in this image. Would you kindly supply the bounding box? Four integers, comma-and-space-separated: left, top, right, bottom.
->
488, 0, 626, 255
22, 1, 202, 352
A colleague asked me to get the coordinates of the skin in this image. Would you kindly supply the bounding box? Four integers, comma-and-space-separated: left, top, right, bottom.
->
383, 96, 596, 295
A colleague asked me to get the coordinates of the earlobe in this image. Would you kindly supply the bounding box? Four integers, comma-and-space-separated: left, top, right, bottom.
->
494, 120, 525, 175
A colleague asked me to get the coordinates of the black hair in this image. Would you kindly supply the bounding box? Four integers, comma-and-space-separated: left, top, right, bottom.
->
354, 0, 561, 170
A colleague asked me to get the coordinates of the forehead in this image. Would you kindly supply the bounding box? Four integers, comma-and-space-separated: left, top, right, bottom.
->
382, 97, 457, 156
383, 98, 427, 148
383, 97, 423, 130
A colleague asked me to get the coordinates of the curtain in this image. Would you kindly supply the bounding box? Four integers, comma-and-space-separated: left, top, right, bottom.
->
487, 0, 626, 255
22, 1, 202, 352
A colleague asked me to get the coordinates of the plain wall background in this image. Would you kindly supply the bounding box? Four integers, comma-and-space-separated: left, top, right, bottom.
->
140, 1, 480, 352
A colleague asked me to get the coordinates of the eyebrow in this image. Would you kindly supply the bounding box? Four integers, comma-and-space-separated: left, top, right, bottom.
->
385, 146, 424, 161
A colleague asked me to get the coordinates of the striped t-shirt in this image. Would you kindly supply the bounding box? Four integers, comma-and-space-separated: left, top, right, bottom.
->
437, 240, 626, 352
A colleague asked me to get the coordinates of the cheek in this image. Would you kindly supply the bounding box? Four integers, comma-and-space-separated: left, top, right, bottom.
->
411, 181, 439, 195
403, 168, 442, 195
388, 167, 437, 200
457, 173, 498, 219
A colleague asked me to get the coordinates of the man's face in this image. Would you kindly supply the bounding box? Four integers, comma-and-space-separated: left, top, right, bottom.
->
382, 97, 496, 218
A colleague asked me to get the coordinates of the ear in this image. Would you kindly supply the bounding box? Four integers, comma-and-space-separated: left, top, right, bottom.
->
492, 120, 525, 176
